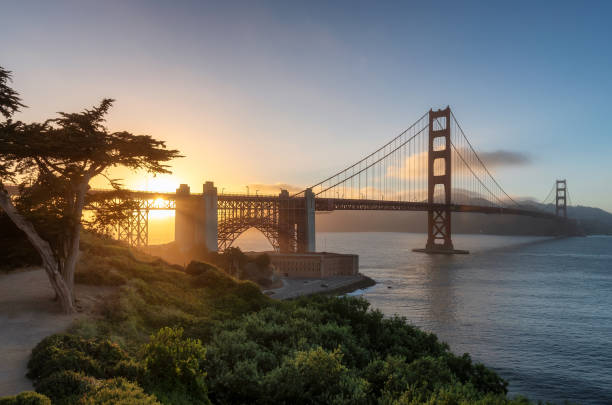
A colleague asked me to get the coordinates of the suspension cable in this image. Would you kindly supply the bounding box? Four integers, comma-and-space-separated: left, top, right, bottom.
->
296, 111, 429, 196
450, 112, 521, 207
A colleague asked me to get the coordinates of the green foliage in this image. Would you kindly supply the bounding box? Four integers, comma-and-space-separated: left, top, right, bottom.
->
0, 392, 50, 405
240, 261, 275, 288
185, 260, 217, 276
366, 355, 454, 402
0, 66, 25, 119
140, 327, 211, 405
189, 262, 236, 290
170, 245, 275, 287
75, 250, 128, 286
262, 347, 368, 405
446, 352, 508, 395
77, 378, 160, 405
254, 253, 271, 269
27, 334, 130, 383
35, 371, 96, 405
201, 295, 510, 404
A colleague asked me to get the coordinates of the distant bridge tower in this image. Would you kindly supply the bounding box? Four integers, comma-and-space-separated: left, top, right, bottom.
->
414, 107, 468, 254
555, 179, 567, 218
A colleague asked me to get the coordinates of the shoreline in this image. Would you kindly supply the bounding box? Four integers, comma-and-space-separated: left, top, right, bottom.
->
264, 273, 376, 300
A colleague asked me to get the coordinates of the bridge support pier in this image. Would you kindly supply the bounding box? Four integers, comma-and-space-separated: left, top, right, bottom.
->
278, 190, 292, 253
200, 181, 218, 252
298, 188, 316, 252
414, 107, 468, 255
174, 182, 218, 252
175, 184, 196, 251
278, 188, 316, 253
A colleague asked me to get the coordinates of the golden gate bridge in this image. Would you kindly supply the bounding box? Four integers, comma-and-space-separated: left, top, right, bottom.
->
90, 107, 574, 254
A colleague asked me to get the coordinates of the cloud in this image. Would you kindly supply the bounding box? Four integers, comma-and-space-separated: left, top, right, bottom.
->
478, 150, 531, 167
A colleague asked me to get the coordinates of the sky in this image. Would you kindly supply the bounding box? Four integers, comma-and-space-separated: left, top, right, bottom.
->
2, 0, 611, 211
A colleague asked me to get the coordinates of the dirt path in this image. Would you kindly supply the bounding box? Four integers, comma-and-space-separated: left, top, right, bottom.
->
0, 268, 115, 397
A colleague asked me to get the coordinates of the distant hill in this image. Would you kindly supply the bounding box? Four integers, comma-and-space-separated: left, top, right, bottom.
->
315, 202, 612, 236
565, 205, 612, 235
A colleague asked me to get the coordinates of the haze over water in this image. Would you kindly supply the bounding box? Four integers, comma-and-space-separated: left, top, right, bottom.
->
231, 230, 612, 404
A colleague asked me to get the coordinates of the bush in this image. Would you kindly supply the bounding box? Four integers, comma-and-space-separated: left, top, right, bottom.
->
262, 347, 368, 405
78, 378, 160, 405
190, 264, 236, 290
27, 334, 130, 383
240, 261, 275, 287
140, 327, 211, 405
35, 371, 96, 405
446, 352, 508, 395
185, 261, 217, 276
254, 253, 271, 269
75, 251, 127, 286
0, 392, 51, 405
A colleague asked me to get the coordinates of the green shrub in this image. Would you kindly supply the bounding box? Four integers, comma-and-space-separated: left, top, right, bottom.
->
445, 352, 508, 395
190, 265, 236, 290
78, 378, 160, 405
27, 334, 130, 383
75, 251, 127, 286
35, 371, 96, 405
112, 359, 145, 382
0, 392, 51, 405
140, 327, 211, 405
184, 261, 217, 276
262, 347, 368, 405
254, 253, 271, 269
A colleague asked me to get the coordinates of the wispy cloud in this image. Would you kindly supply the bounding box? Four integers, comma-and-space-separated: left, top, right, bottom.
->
478, 150, 531, 167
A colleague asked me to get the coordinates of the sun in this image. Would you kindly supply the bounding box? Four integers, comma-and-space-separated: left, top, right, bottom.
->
133, 175, 181, 193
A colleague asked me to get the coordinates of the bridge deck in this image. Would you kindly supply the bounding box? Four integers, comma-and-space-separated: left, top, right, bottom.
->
91, 189, 558, 220
314, 198, 558, 220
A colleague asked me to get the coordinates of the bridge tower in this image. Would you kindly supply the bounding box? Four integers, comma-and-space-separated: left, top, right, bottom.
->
175, 184, 196, 250
174, 182, 218, 252
555, 179, 567, 218
278, 189, 293, 252
414, 107, 468, 254
298, 188, 316, 252
200, 181, 219, 252
278, 188, 316, 253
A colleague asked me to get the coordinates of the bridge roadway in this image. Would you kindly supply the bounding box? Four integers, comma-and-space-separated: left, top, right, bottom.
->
102, 189, 557, 221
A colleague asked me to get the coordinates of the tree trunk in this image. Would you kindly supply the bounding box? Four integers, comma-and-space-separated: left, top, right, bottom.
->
62, 179, 89, 293
0, 188, 76, 314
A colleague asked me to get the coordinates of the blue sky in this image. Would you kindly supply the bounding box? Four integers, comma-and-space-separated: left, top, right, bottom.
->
2, 1, 611, 211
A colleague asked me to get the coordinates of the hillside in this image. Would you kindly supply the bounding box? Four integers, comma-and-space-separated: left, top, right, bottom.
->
0, 235, 540, 405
